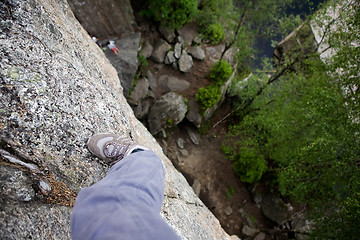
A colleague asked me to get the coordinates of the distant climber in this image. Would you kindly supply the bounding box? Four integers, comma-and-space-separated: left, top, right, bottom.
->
92, 36, 102, 47
108, 40, 119, 54
71, 133, 181, 240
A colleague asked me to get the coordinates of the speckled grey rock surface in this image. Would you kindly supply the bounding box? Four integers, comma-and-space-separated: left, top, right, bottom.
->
0, 0, 231, 239
148, 92, 188, 135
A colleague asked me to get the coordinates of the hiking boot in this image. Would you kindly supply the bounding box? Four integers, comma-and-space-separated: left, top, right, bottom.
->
87, 133, 149, 164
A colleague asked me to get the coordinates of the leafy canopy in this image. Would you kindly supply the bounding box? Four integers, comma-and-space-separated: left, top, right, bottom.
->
210, 60, 232, 84
224, 0, 360, 238
144, 0, 198, 30
196, 84, 221, 110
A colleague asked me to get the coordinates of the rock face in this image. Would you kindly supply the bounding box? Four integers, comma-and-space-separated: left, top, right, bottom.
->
105, 32, 141, 97
67, 0, 135, 38
0, 1, 231, 239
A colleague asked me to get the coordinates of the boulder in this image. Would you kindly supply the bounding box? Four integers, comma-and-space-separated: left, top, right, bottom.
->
186, 98, 203, 128
224, 206, 233, 216
177, 22, 200, 46
148, 92, 188, 135
159, 26, 176, 43
186, 127, 200, 145
205, 44, 226, 64
134, 100, 151, 120
146, 70, 158, 91
192, 179, 201, 197
176, 138, 185, 149
140, 41, 153, 59
188, 46, 205, 60
239, 208, 257, 229
193, 35, 202, 45
242, 225, 260, 237
128, 78, 149, 105
291, 212, 313, 234
172, 62, 179, 71
260, 194, 290, 225
179, 50, 193, 73
254, 232, 266, 240
164, 51, 177, 65
158, 75, 190, 93
151, 39, 171, 63
174, 43, 182, 59
176, 36, 185, 45
179, 148, 189, 157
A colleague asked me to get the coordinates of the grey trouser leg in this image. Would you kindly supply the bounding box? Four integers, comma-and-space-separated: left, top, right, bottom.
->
71, 150, 180, 240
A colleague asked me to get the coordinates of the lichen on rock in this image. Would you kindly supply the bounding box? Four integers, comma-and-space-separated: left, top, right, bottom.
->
0, 0, 232, 239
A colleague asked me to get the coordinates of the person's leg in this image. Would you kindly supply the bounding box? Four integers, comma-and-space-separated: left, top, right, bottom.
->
71, 150, 180, 240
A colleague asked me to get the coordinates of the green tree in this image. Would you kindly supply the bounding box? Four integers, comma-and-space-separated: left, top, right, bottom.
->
231, 147, 267, 183
210, 60, 232, 84
144, 0, 198, 29
225, 0, 360, 238
196, 84, 221, 110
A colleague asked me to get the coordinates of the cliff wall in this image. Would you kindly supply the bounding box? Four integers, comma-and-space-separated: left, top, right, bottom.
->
0, 0, 231, 239
67, 0, 136, 38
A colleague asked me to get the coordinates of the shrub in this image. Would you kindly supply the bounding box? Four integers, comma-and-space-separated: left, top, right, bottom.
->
231, 148, 267, 183
204, 23, 224, 44
138, 55, 149, 76
210, 60, 232, 84
226, 186, 235, 200
196, 84, 221, 110
145, 0, 198, 30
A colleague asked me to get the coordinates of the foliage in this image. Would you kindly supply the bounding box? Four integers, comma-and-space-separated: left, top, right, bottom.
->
129, 74, 139, 95
270, 14, 303, 47
197, 0, 235, 26
197, 0, 238, 44
224, 0, 360, 238
137, 55, 149, 76
198, 120, 211, 136
143, 0, 198, 29
167, 118, 173, 126
203, 23, 224, 44
231, 147, 267, 183
195, 84, 221, 110
210, 60, 232, 84
308, 193, 360, 240
226, 186, 235, 200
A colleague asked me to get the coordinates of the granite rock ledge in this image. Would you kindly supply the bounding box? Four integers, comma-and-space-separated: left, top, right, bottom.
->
0, 0, 232, 239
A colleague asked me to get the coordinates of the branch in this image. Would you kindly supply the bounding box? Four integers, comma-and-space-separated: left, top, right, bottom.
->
221, 10, 247, 59
212, 104, 241, 128
313, 0, 354, 52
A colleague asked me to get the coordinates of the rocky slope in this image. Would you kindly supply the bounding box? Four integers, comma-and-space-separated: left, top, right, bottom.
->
0, 0, 232, 239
